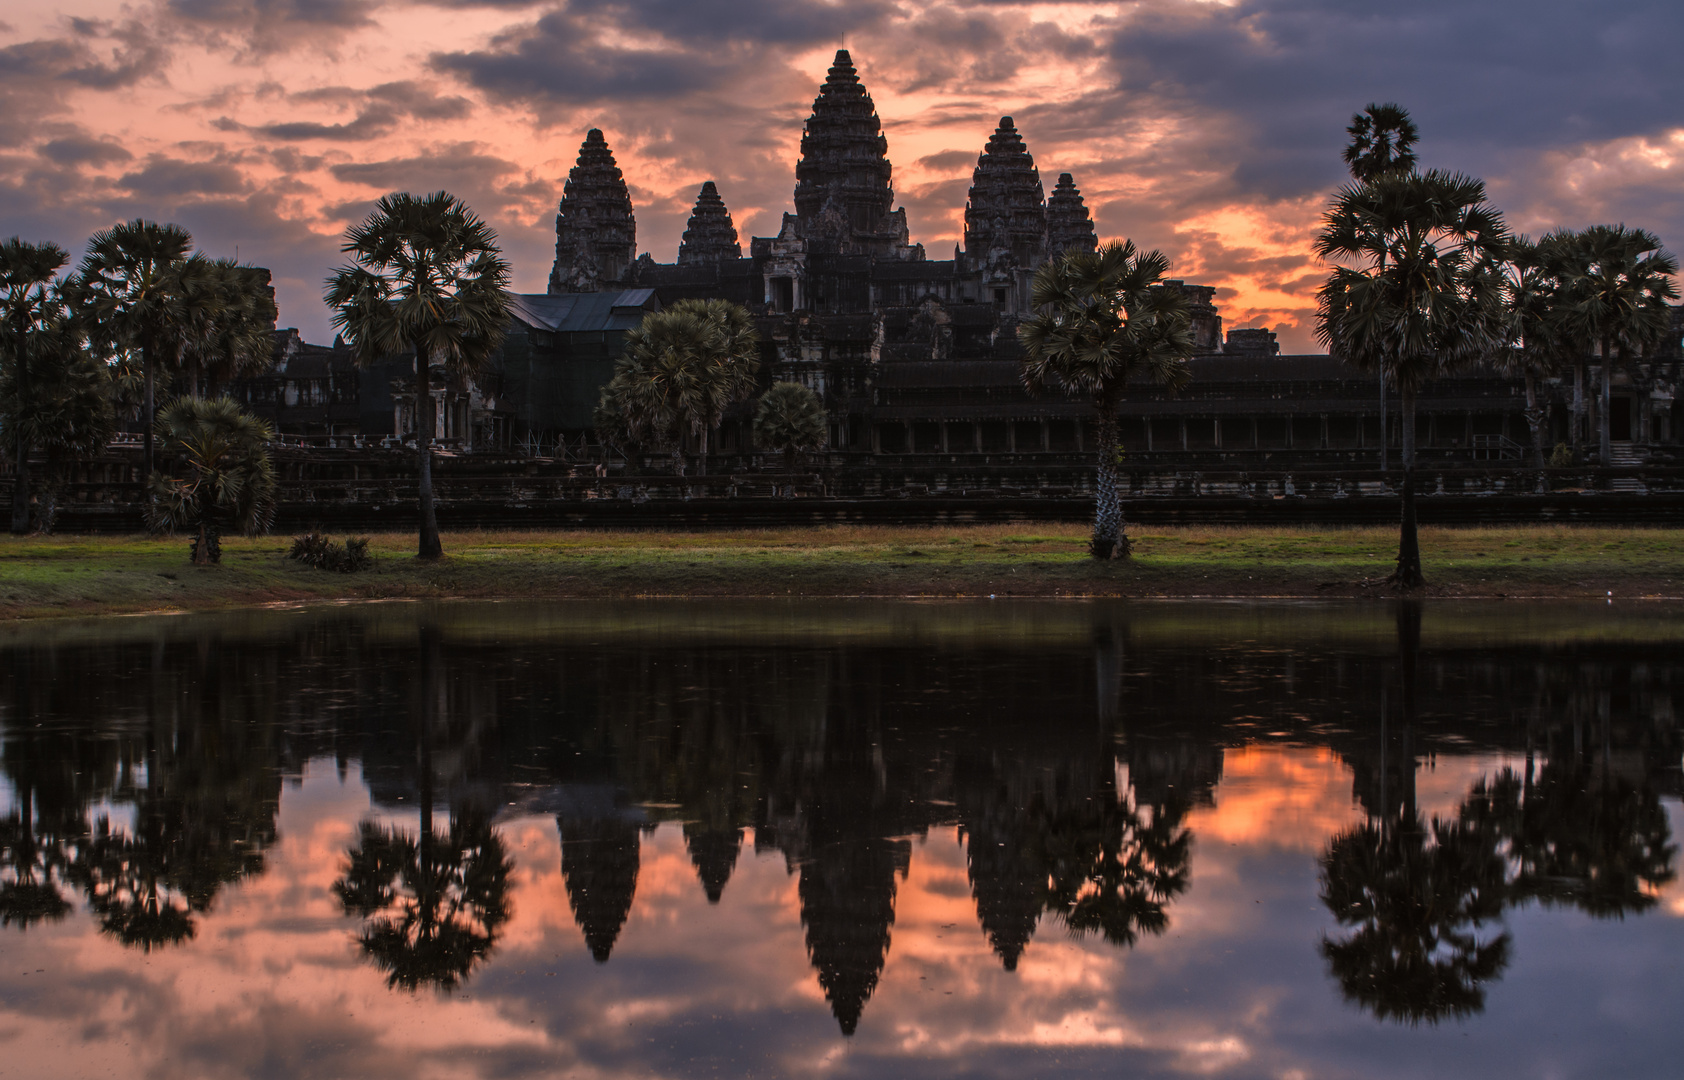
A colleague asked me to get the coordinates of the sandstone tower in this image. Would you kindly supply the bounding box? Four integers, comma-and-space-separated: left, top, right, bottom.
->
963, 117, 1048, 273
791, 49, 915, 257
549, 129, 637, 294
1045, 172, 1099, 258
676, 181, 742, 265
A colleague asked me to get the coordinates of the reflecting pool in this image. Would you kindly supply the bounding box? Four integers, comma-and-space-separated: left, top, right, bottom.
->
1, 600, 1682, 1079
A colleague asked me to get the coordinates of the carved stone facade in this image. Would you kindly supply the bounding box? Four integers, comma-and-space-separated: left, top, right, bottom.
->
549, 129, 637, 294
677, 182, 741, 266
1045, 173, 1098, 259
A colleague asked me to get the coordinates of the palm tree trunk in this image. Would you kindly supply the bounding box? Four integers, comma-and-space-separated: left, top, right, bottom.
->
142, 344, 155, 480
1598, 337, 1613, 467
10, 428, 28, 535
1090, 402, 1128, 559
697, 426, 708, 477
1524, 373, 1546, 470
1389, 388, 1424, 590
1571, 356, 1585, 464
1378, 374, 1388, 472
414, 344, 443, 560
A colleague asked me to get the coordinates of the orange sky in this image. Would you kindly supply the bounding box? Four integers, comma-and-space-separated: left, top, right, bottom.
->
2, 1, 1680, 351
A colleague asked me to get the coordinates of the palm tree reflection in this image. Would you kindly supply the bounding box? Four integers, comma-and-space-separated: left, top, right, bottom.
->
335, 807, 513, 991
1319, 814, 1511, 1023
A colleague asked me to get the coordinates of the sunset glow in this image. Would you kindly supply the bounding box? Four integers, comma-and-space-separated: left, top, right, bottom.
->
3, 1, 1680, 350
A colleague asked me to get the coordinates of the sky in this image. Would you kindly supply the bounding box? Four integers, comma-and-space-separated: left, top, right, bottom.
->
2, 1, 1681, 353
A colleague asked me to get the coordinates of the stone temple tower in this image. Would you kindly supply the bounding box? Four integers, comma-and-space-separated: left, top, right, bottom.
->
792, 49, 914, 257
549, 129, 637, 294
1045, 173, 1098, 258
963, 117, 1048, 272
676, 181, 741, 265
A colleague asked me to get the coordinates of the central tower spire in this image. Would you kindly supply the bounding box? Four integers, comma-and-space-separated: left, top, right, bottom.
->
791, 49, 914, 257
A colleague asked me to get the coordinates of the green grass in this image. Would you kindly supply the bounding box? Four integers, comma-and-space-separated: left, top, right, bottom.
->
0, 523, 1680, 620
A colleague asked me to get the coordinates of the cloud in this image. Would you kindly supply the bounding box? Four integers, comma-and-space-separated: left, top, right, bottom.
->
38, 134, 133, 166
119, 155, 251, 197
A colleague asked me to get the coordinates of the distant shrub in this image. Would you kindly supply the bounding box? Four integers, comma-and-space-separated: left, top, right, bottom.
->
289, 531, 374, 572
1547, 442, 1572, 467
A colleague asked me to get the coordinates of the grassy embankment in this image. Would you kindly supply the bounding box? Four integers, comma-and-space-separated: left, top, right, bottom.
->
0, 524, 1680, 619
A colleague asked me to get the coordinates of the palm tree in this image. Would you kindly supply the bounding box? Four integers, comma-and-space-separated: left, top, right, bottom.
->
605, 299, 760, 476
146, 396, 277, 565
1341, 103, 1419, 470
1343, 103, 1419, 182
1316, 170, 1510, 588
1501, 236, 1576, 470
75, 220, 196, 479
1558, 226, 1677, 466
177, 259, 279, 397
324, 191, 511, 560
1, 239, 73, 532
1018, 242, 1193, 559
753, 380, 827, 473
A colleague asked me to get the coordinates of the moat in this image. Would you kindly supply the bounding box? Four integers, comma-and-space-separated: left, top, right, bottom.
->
1, 600, 1680, 1079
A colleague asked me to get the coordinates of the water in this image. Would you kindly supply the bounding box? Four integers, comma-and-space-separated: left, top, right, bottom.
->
0, 599, 1681, 1079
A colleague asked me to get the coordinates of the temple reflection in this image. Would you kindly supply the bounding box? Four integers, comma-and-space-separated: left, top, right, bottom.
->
0, 603, 1679, 1035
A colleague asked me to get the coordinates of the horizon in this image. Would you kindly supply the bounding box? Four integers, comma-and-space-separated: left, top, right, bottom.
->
3, 1, 1680, 352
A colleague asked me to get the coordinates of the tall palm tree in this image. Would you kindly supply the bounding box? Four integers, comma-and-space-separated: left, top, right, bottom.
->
325, 191, 511, 559
1018, 241, 1193, 559
1341, 103, 1419, 470
1559, 226, 1678, 466
1316, 170, 1510, 588
605, 299, 760, 476
1343, 103, 1419, 182
146, 396, 277, 565
1501, 236, 1576, 470
75, 221, 197, 479
178, 259, 280, 397
0, 239, 72, 533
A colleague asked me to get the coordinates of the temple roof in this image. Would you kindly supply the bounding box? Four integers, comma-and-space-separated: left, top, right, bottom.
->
677, 181, 742, 265
963, 117, 1047, 269
550, 129, 637, 293
794, 49, 896, 247
1046, 173, 1098, 258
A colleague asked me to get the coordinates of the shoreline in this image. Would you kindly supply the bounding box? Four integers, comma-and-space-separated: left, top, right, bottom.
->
2, 523, 1681, 621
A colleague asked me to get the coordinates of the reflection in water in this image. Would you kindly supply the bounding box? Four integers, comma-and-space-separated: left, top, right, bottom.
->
1318, 601, 1680, 1024
0, 600, 1680, 1064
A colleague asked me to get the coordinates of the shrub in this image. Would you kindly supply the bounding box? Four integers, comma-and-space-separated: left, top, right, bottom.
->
289, 531, 374, 572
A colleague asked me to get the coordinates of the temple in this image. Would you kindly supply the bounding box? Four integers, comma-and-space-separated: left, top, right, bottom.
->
232, 49, 1683, 472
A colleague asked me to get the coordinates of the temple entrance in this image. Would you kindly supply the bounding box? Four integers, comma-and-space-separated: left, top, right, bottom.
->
1611, 396, 1633, 441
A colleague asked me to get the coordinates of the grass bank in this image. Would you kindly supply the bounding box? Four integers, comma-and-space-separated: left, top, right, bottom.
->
1, 523, 1680, 620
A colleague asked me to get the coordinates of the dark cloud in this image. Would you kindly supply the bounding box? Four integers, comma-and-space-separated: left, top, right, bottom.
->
225, 80, 470, 141
166, 0, 383, 53
915, 149, 978, 174
39, 135, 133, 166
119, 155, 251, 196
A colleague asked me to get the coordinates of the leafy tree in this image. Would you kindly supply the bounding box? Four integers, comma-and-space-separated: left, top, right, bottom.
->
1018, 241, 1193, 559
1341, 103, 1419, 469
75, 220, 197, 478
0, 239, 113, 533
753, 380, 827, 472
605, 299, 760, 475
325, 191, 511, 560
146, 396, 277, 565
1315, 170, 1509, 588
